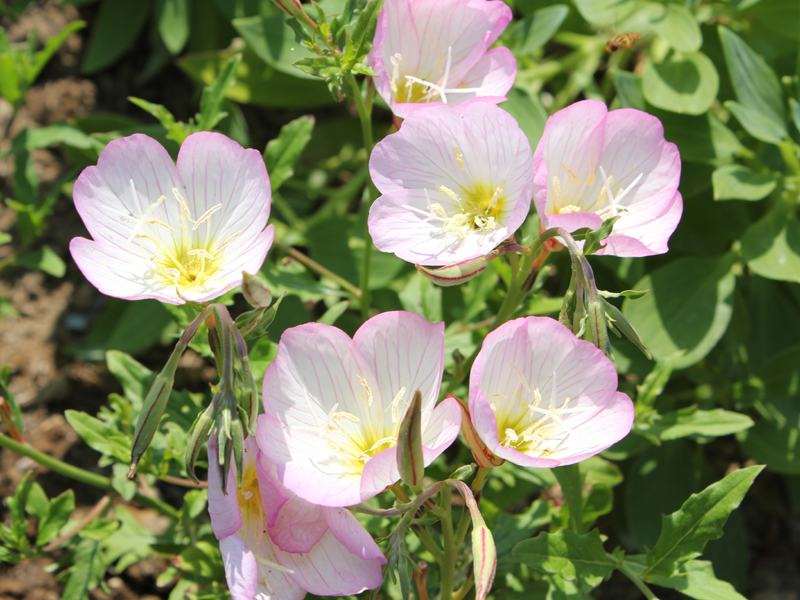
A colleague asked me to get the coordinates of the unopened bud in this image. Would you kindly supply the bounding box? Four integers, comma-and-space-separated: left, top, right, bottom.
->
184, 404, 215, 483
271, 0, 318, 29
237, 293, 284, 340
449, 463, 477, 482
397, 390, 424, 491
231, 411, 245, 488
231, 326, 259, 434
0, 397, 24, 443
241, 272, 273, 308
129, 306, 213, 478
216, 407, 233, 495
416, 256, 490, 287
451, 480, 497, 600
450, 394, 504, 468
602, 298, 651, 359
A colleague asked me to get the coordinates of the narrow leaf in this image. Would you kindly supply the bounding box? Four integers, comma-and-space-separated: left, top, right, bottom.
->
263, 115, 315, 190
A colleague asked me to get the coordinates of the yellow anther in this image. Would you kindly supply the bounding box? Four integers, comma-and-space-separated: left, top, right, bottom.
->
192, 204, 223, 230
148, 219, 176, 234
453, 147, 465, 171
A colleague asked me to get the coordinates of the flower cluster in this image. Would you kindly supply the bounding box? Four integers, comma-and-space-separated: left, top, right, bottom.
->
64, 1, 685, 598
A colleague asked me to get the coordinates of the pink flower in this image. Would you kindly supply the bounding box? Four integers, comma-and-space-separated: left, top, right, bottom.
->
369, 0, 516, 119
207, 436, 386, 600
532, 99, 682, 257
469, 317, 634, 467
368, 103, 533, 266
258, 311, 461, 507
70, 132, 274, 304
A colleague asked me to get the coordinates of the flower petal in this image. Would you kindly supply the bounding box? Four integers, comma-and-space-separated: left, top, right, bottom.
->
276, 530, 385, 596
360, 447, 401, 500
268, 492, 327, 554
219, 534, 258, 600
322, 506, 387, 563
207, 437, 242, 540
420, 395, 462, 457
458, 47, 516, 105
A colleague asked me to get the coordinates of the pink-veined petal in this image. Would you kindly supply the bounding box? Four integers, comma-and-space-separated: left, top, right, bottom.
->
360, 447, 401, 500
220, 534, 258, 600
276, 531, 385, 596
268, 494, 327, 554
421, 396, 462, 456
322, 506, 387, 563
208, 437, 242, 540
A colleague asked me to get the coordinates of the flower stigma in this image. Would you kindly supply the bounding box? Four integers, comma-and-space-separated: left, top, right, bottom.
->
389, 46, 483, 104
120, 181, 242, 298
490, 368, 593, 459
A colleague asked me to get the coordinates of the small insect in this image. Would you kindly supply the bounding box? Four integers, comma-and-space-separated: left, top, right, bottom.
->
605, 32, 641, 53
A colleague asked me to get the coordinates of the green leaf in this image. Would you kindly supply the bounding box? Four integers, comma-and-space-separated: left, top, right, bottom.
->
725, 100, 787, 144
182, 489, 208, 520
614, 71, 645, 110
512, 529, 615, 594
106, 351, 155, 408
740, 0, 799, 39
16, 245, 66, 277
178, 48, 333, 109
738, 421, 800, 474
197, 53, 242, 131
29, 21, 86, 82
7, 472, 33, 550
78, 299, 172, 360
317, 300, 350, 326
0, 367, 24, 433
622, 254, 738, 369
61, 538, 106, 600
156, 0, 190, 55
36, 490, 75, 547
648, 559, 747, 600
643, 52, 719, 115
65, 410, 132, 464
639, 407, 754, 441
718, 26, 785, 127
0, 52, 22, 107
112, 464, 137, 501
82, 0, 149, 73
128, 97, 190, 144
553, 464, 585, 533
233, 13, 321, 80
500, 87, 549, 152
399, 272, 442, 324
507, 5, 569, 55
24, 483, 49, 520
712, 165, 777, 201
345, 0, 384, 67
790, 98, 800, 135
741, 207, 800, 283
651, 4, 702, 52
584, 216, 620, 255
573, 0, 640, 26
644, 465, 763, 577
24, 123, 93, 150
263, 115, 315, 190
656, 110, 746, 164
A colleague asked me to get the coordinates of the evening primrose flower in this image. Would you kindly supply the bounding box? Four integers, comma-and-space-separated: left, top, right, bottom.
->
258, 311, 462, 507
532, 99, 682, 257
369, 0, 516, 119
469, 317, 634, 467
70, 132, 274, 304
368, 103, 533, 266
208, 437, 385, 600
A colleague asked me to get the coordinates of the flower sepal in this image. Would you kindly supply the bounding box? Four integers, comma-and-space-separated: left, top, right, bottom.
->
450, 394, 505, 468
397, 390, 425, 491
416, 244, 528, 288
234, 293, 284, 340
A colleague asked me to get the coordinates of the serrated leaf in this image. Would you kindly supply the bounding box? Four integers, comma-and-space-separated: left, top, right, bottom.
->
345, 0, 384, 66
293, 55, 340, 78
263, 115, 315, 190
512, 529, 615, 594
644, 465, 763, 577
36, 490, 75, 547
61, 538, 106, 600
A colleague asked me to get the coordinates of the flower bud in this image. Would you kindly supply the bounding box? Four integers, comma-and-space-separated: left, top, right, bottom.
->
0, 396, 24, 443
184, 403, 215, 483
271, 0, 318, 29
416, 256, 490, 287
129, 306, 213, 478
451, 480, 497, 600
602, 298, 651, 359
236, 293, 284, 340
231, 409, 245, 488
450, 394, 504, 468
397, 390, 424, 490
231, 325, 259, 435
241, 272, 273, 308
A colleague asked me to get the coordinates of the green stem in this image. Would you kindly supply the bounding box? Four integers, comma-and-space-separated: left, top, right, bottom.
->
439, 487, 457, 600
413, 525, 445, 564
778, 141, 800, 178
453, 505, 471, 553
348, 73, 377, 321
274, 240, 362, 299
0, 434, 180, 520
617, 560, 661, 600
